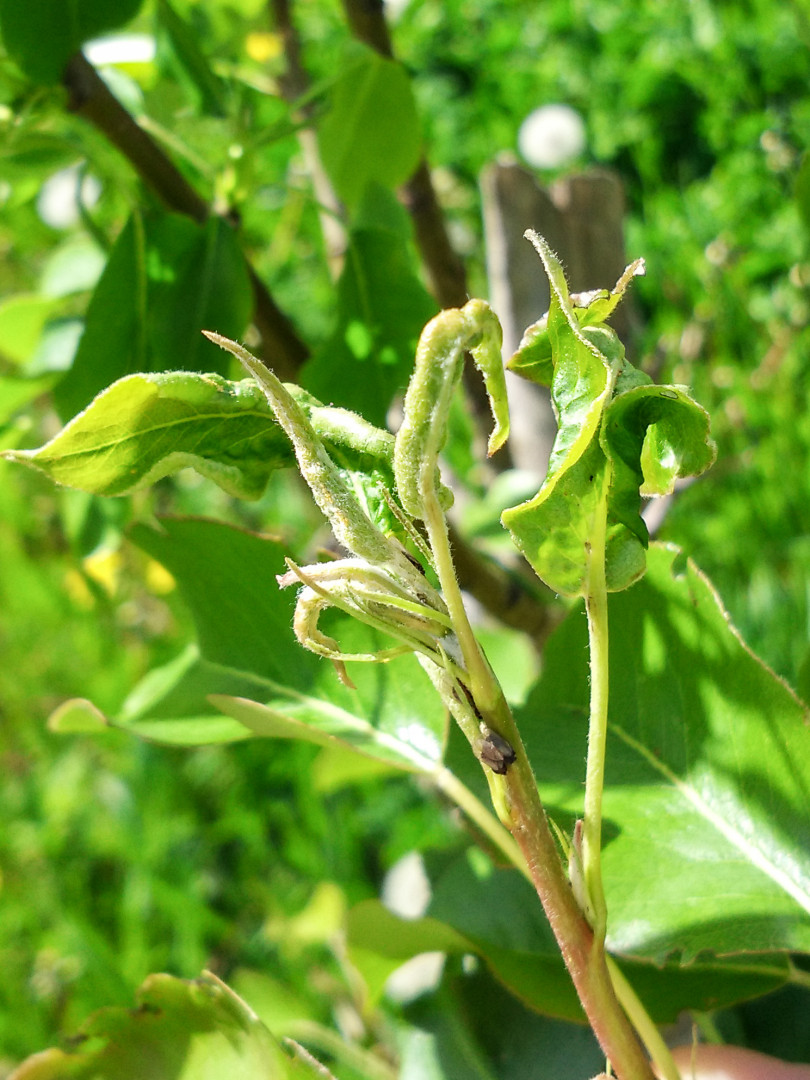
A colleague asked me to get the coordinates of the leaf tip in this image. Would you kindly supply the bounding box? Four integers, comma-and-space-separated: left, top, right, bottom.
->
47, 698, 109, 734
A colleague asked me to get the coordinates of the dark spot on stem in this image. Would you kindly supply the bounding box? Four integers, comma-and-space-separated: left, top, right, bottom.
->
479, 727, 516, 775
460, 682, 483, 720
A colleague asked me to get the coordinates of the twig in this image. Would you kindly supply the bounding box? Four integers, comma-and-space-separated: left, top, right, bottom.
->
62, 51, 309, 380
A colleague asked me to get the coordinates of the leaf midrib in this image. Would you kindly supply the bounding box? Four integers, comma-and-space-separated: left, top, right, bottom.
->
610, 721, 810, 915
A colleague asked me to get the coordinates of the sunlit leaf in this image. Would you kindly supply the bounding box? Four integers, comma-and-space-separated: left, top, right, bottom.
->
502, 235, 714, 596
4, 373, 396, 501
519, 543, 810, 962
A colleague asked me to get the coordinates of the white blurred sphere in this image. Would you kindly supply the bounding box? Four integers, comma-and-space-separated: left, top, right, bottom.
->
37, 165, 101, 229
518, 104, 587, 169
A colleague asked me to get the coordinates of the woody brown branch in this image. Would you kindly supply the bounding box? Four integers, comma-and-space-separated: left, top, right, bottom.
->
62, 51, 308, 381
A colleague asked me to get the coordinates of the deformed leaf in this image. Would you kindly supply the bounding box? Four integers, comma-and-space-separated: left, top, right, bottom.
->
205, 332, 396, 565
508, 242, 644, 388
122, 518, 448, 763
502, 235, 714, 596
9, 971, 294, 1079
3, 371, 398, 502
394, 299, 508, 520
602, 383, 715, 527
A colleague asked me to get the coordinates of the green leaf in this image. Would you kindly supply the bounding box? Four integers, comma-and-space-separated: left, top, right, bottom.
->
147, 214, 251, 374
0, 0, 144, 83
508, 257, 647, 389
520, 543, 810, 963
54, 213, 251, 419
130, 518, 316, 686
6, 372, 293, 498
47, 697, 109, 734
303, 193, 437, 427
8, 971, 295, 1079
502, 235, 714, 596
207, 333, 398, 564
602, 383, 715, 522
4, 372, 397, 501
347, 851, 788, 1024
209, 608, 448, 772
115, 646, 272, 746
211, 674, 438, 772
155, 0, 227, 117
318, 48, 422, 209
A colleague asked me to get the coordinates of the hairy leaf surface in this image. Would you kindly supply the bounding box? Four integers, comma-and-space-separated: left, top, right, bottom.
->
502, 235, 714, 596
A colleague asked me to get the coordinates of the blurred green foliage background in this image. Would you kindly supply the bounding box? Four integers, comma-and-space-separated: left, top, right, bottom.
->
1, 0, 809, 1074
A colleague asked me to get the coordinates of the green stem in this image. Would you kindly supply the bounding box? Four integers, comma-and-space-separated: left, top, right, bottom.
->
421, 488, 495, 710
425, 501, 655, 1079
607, 959, 681, 1080
496, 728, 656, 1080
583, 507, 611, 943
438, 763, 682, 1080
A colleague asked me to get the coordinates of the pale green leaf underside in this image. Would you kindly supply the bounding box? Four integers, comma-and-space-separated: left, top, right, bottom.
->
210, 690, 441, 772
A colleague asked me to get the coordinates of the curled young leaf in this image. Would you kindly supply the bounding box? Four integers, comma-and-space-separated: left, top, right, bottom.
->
394, 299, 508, 520
205, 332, 396, 565
203, 333, 455, 683
508, 232, 644, 388
278, 557, 452, 668
502, 235, 715, 597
